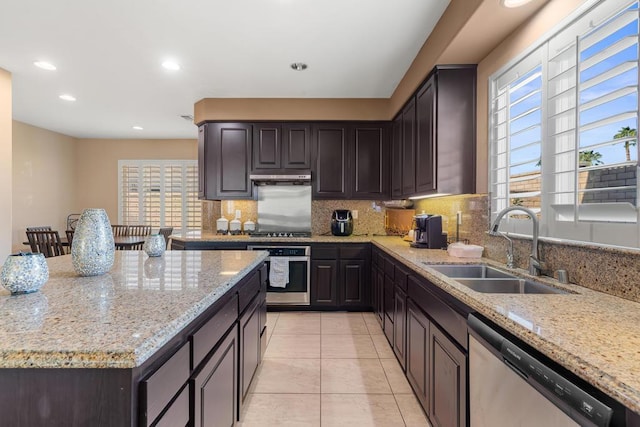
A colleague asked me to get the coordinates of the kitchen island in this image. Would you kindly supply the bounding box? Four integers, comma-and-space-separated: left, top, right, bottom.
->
0, 250, 267, 426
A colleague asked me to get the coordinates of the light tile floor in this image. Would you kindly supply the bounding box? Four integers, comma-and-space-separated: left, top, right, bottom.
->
238, 311, 431, 427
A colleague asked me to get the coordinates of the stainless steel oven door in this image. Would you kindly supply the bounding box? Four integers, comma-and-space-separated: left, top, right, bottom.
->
263, 255, 310, 305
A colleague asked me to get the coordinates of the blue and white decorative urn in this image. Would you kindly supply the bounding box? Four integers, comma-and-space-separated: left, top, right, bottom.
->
72, 208, 115, 276
0, 252, 49, 294
143, 234, 166, 257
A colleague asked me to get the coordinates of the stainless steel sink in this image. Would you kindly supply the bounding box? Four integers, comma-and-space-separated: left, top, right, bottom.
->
427, 264, 516, 279
455, 278, 568, 294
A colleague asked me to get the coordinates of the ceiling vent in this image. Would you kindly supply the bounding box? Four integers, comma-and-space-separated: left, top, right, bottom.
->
180, 114, 194, 122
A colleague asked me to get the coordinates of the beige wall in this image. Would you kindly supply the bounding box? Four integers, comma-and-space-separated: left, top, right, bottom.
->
0, 69, 11, 259
74, 138, 197, 224
475, 0, 587, 192
12, 122, 77, 251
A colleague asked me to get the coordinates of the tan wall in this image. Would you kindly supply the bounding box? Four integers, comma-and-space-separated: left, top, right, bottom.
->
12, 122, 77, 251
476, 0, 587, 193
74, 138, 197, 224
0, 69, 11, 259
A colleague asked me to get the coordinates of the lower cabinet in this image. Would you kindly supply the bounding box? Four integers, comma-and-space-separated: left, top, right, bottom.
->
191, 323, 238, 427
393, 286, 407, 370
239, 294, 262, 417
311, 259, 338, 306
340, 259, 366, 307
406, 298, 430, 410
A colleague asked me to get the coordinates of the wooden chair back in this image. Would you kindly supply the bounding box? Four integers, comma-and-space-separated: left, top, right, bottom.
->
26, 226, 52, 232
158, 227, 174, 249
66, 230, 75, 250
26, 230, 66, 258
112, 225, 129, 237
128, 225, 151, 237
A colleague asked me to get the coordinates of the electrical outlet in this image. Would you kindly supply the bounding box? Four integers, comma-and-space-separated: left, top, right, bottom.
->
235, 209, 241, 219
352, 210, 358, 219
457, 211, 463, 225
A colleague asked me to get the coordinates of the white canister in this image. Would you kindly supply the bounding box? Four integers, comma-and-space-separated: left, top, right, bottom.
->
216, 217, 229, 234
230, 218, 242, 235
243, 220, 255, 234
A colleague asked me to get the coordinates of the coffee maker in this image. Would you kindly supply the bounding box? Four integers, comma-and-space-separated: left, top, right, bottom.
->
410, 214, 447, 249
331, 210, 354, 236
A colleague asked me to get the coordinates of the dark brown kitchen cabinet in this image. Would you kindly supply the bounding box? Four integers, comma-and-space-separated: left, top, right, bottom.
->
239, 294, 261, 417
252, 123, 311, 171
311, 260, 338, 306
415, 78, 436, 194
429, 325, 467, 427
391, 115, 403, 199
383, 261, 395, 345
407, 298, 430, 413
312, 123, 390, 199
393, 265, 408, 371
198, 125, 207, 199
401, 98, 416, 196
206, 122, 253, 199
191, 323, 238, 427
340, 259, 366, 306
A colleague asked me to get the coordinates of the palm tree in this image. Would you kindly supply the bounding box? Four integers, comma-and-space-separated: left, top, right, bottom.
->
613, 126, 637, 162
579, 150, 603, 166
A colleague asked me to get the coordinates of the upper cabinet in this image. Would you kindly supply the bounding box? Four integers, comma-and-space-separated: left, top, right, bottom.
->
393, 65, 477, 198
312, 122, 390, 200
252, 123, 311, 171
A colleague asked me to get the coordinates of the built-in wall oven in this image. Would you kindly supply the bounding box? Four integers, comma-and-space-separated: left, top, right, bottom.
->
247, 245, 310, 306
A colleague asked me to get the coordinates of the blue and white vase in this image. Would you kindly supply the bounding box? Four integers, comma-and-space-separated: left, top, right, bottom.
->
72, 208, 115, 276
0, 252, 49, 294
143, 234, 166, 257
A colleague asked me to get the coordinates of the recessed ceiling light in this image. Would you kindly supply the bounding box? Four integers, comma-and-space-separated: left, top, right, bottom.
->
290, 62, 308, 71
133, 126, 144, 130
162, 60, 180, 71
33, 61, 56, 71
59, 94, 76, 102
500, 0, 534, 8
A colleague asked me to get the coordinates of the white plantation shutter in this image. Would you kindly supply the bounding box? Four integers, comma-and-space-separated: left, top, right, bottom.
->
118, 160, 201, 233
490, 0, 640, 247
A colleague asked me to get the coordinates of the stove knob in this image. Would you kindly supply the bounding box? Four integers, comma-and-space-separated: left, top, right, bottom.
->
278, 233, 283, 237
289, 233, 293, 237
267, 233, 272, 237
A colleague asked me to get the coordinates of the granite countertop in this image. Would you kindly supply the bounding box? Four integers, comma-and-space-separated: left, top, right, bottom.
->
0, 250, 267, 369
170, 230, 375, 243
370, 236, 640, 414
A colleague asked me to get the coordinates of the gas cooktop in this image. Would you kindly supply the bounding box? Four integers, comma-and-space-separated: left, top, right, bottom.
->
249, 231, 312, 238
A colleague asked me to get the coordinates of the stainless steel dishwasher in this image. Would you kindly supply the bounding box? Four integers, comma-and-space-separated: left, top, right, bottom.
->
468, 314, 616, 427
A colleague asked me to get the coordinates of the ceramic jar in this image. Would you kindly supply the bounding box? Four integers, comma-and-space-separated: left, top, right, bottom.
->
216, 217, 229, 234
72, 208, 115, 276
243, 219, 255, 234
143, 234, 166, 257
230, 218, 242, 235
0, 252, 49, 294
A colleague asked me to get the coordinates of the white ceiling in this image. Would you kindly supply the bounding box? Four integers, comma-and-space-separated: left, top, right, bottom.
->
0, 0, 451, 139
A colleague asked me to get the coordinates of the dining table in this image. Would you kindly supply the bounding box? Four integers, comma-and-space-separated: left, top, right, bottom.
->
113, 236, 146, 250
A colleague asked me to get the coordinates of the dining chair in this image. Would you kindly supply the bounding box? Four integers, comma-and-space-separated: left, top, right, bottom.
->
158, 227, 174, 249
66, 230, 75, 253
26, 230, 66, 258
26, 226, 52, 232
126, 225, 151, 250
112, 225, 128, 237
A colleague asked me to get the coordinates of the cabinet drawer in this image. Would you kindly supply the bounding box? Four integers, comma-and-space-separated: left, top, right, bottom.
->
192, 294, 238, 369
152, 385, 189, 427
383, 256, 395, 279
312, 245, 339, 260
408, 276, 467, 349
141, 342, 190, 426
339, 244, 369, 260
239, 270, 260, 314
394, 265, 409, 292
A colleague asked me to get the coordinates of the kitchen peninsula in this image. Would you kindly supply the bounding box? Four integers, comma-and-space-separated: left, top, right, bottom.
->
0, 250, 267, 426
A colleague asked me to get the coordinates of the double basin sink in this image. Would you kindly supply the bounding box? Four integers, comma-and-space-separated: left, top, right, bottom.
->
426, 264, 569, 295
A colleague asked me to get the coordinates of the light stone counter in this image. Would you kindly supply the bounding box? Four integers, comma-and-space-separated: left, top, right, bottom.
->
170, 230, 374, 243
371, 236, 640, 414
0, 250, 267, 369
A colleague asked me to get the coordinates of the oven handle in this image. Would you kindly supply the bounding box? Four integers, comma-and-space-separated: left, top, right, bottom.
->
264, 256, 310, 262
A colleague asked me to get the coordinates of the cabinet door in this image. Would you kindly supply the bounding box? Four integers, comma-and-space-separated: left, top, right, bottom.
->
211, 123, 252, 198
429, 325, 467, 427
283, 124, 311, 169
239, 296, 261, 413
339, 259, 367, 307
375, 268, 384, 326
352, 123, 390, 199
391, 115, 403, 199
406, 299, 429, 414
191, 324, 238, 427
311, 260, 338, 306
312, 124, 349, 199
393, 286, 407, 371
383, 273, 394, 345
198, 125, 206, 199
416, 77, 436, 194
253, 124, 281, 170
401, 98, 416, 196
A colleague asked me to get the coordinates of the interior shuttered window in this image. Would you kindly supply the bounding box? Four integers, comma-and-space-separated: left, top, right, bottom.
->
490, 0, 640, 247
118, 160, 201, 233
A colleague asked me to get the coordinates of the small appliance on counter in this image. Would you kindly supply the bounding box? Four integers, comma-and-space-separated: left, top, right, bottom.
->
331, 210, 354, 236
410, 213, 447, 249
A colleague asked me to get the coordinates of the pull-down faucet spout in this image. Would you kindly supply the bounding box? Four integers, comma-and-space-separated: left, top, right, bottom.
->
489, 206, 542, 276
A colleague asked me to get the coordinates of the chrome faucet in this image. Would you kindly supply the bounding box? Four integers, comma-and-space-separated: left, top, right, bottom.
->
489, 206, 542, 276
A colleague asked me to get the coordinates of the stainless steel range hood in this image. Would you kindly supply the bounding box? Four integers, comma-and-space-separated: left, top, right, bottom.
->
250, 171, 311, 185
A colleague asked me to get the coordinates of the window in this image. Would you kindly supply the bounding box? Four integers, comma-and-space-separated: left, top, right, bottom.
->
119, 160, 201, 232
490, 0, 640, 248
